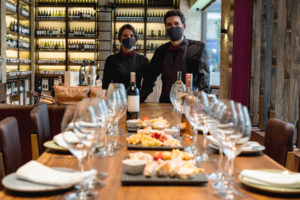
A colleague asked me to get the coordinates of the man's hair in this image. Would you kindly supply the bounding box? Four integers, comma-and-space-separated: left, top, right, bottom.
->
118, 24, 138, 41
164, 10, 186, 25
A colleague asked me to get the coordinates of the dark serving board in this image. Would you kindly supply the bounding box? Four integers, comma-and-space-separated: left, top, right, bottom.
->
121, 171, 208, 186
127, 143, 184, 151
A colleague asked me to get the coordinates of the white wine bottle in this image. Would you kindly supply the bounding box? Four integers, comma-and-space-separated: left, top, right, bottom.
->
127, 72, 140, 120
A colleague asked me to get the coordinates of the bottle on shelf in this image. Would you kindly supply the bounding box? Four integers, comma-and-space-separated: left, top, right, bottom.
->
37, 9, 65, 20
6, 0, 17, 12
68, 41, 96, 51
127, 72, 140, 120
69, 9, 96, 20
115, 10, 144, 22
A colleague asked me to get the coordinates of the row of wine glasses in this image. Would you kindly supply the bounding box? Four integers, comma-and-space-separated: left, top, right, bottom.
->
169, 72, 252, 199
205, 97, 252, 199
60, 83, 127, 200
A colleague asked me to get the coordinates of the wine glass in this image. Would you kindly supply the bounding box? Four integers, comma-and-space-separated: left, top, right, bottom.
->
170, 81, 186, 135
62, 100, 96, 200
103, 90, 120, 155
112, 84, 127, 147
216, 100, 251, 199
183, 91, 209, 161
85, 98, 108, 190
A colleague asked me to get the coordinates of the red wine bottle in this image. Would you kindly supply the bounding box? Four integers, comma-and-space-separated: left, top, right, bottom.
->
127, 72, 140, 120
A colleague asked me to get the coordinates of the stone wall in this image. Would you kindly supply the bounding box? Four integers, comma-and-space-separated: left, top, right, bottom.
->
180, 0, 202, 41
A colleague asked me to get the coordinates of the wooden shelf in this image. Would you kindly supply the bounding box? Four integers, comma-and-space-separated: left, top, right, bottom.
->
20, 0, 31, 5
68, 50, 97, 52
68, 19, 96, 22
6, 62, 18, 66
68, 36, 96, 39
19, 48, 30, 51
6, 46, 18, 51
6, 8, 17, 16
114, 5, 144, 8
6, 30, 30, 38
37, 49, 66, 52
6, 30, 18, 36
19, 13, 30, 20
68, 3, 97, 7
36, 36, 66, 39
36, 3, 66, 7
37, 62, 66, 65
115, 20, 144, 23
36, 18, 66, 22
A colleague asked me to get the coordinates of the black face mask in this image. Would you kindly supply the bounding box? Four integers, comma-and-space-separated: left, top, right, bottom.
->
122, 37, 136, 49
166, 26, 184, 41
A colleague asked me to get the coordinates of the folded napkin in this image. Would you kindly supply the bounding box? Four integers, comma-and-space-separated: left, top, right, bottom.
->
241, 170, 300, 188
53, 131, 80, 149
207, 136, 263, 152
241, 141, 263, 152
16, 161, 96, 186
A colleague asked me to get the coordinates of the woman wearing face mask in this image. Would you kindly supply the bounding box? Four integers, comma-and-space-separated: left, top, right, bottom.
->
102, 24, 150, 98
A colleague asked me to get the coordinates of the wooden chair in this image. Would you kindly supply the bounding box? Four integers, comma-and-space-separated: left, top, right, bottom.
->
0, 117, 22, 189
264, 118, 294, 166
0, 83, 6, 103
30, 103, 51, 159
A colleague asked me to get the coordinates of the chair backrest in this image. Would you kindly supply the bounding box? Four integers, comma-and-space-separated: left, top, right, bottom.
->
30, 103, 51, 155
0, 83, 6, 103
264, 118, 294, 166
0, 117, 22, 175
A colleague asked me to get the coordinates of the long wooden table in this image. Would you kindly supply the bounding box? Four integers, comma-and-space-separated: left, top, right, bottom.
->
0, 103, 298, 199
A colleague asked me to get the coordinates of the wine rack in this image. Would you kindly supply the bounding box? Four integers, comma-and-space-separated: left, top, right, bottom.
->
4, 0, 33, 105
112, 0, 179, 59
34, 0, 102, 95
35, 0, 99, 74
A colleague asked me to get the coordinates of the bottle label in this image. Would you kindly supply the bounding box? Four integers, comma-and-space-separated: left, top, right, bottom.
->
128, 96, 139, 112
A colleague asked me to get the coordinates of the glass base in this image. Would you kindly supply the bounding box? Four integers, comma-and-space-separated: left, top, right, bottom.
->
215, 186, 246, 200
64, 190, 97, 200
85, 179, 105, 190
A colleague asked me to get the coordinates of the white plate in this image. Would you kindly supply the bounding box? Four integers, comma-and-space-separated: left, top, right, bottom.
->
239, 169, 300, 194
209, 142, 265, 154
2, 168, 75, 192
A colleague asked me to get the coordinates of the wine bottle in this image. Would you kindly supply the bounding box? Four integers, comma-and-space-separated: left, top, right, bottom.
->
186, 73, 193, 93
127, 72, 140, 120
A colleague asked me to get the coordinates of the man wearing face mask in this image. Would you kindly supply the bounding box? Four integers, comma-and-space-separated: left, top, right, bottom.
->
140, 10, 210, 102
102, 24, 150, 91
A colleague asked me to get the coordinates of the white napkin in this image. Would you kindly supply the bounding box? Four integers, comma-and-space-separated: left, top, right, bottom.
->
53, 131, 80, 149
241, 141, 264, 151
207, 136, 263, 152
16, 161, 96, 186
241, 170, 300, 188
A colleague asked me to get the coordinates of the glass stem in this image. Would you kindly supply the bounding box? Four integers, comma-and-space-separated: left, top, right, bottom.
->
203, 129, 208, 152
113, 122, 119, 146
193, 127, 197, 145
176, 109, 180, 130
78, 158, 85, 194
226, 155, 235, 192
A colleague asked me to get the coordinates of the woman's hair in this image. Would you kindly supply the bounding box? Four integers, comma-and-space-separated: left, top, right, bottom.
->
118, 24, 138, 41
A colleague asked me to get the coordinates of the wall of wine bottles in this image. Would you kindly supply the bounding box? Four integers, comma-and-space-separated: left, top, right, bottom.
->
35, 0, 99, 77
34, 0, 100, 95
112, 0, 179, 59
3, 0, 33, 105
